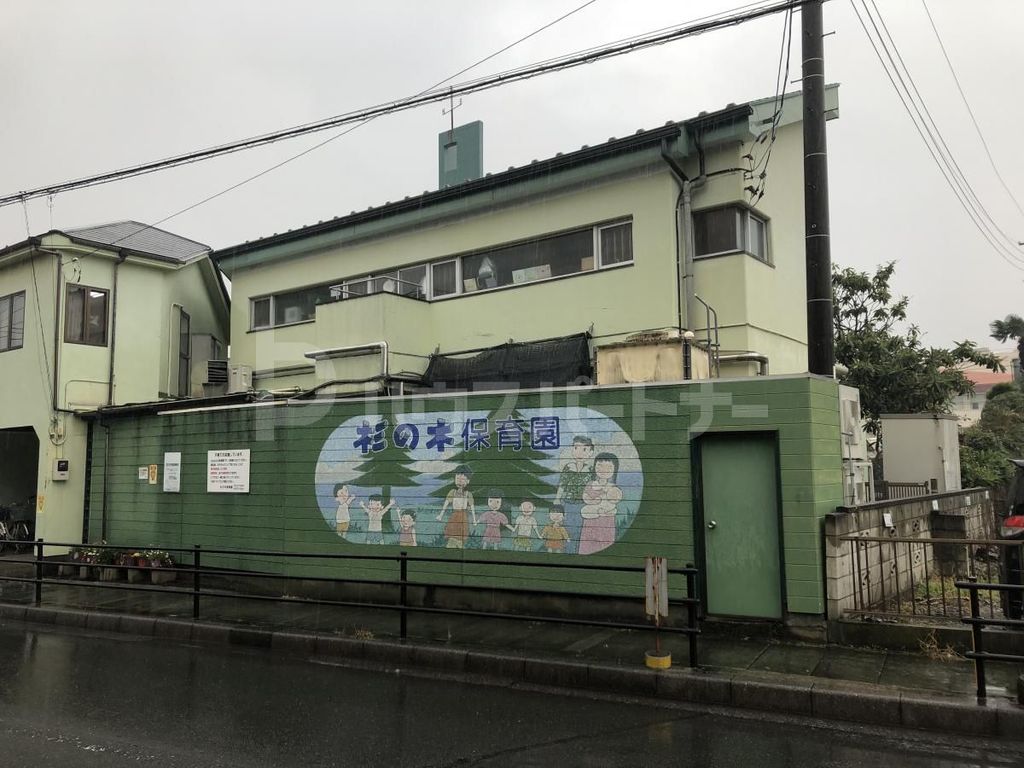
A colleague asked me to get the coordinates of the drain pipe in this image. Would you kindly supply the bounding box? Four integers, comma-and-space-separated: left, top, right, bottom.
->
107, 252, 127, 405
718, 352, 770, 376
661, 138, 706, 378
663, 138, 704, 339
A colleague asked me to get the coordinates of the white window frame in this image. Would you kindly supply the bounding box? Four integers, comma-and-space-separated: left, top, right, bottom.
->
250, 296, 273, 331
693, 206, 770, 263
596, 221, 634, 268
429, 259, 461, 299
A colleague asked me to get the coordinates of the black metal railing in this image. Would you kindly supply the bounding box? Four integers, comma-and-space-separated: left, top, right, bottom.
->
957, 577, 1024, 699
0, 540, 702, 666
837, 535, 1019, 621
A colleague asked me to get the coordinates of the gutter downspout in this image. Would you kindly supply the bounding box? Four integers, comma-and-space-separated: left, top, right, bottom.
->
101, 416, 110, 541
661, 137, 706, 365
108, 252, 127, 406
48, 247, 62, 412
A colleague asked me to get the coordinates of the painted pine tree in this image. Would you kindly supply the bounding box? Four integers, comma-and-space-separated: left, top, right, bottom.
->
428, 408, 557, 510
348, 418, 419, 535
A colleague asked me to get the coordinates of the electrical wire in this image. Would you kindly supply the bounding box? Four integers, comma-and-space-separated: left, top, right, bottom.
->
0, 0, 806, 208
864, 0, 1023, 259
20, 200, 57, 412
3, 0, 605, 269
920, 0, 1024, 221
748, 5, 794, 203
850, 0, 1024, 272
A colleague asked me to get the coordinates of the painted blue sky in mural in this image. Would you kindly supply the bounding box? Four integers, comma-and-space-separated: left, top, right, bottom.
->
314, 407, 642, 555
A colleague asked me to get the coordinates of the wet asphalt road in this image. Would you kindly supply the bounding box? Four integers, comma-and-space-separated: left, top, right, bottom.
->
0, 623, 1019, 768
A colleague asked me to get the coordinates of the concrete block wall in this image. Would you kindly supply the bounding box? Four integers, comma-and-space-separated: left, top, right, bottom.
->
824, 489, 994, 620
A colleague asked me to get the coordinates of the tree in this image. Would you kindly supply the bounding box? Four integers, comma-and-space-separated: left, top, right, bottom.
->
960, 389, 1024, 489
348, 418, 419, 534
833, 262, 1003, 435
987, 382, 1020, 401
428, 407, 556, 509
990, 314, 1024, 365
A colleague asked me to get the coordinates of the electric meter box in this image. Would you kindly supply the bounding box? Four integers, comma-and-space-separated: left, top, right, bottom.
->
53, 459, 70, 481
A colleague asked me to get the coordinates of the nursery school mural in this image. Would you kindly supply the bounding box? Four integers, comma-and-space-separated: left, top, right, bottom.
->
314, 407, 643, 555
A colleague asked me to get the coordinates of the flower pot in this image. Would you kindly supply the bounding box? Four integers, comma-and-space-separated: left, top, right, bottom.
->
58, 564, 76, 578
127, 567, 147, 583
99, 567, 120, 582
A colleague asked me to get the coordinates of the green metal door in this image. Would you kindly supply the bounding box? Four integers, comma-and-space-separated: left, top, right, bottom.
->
699, 433, 782, 619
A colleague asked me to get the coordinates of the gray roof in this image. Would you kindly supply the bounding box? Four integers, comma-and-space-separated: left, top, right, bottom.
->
64, 220, 210, 263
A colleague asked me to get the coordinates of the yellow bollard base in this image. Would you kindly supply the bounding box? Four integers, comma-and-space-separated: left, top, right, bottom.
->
644, 650, 672, 670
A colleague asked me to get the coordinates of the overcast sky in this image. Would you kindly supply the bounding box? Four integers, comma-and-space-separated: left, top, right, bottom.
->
2, 1, 1022, 352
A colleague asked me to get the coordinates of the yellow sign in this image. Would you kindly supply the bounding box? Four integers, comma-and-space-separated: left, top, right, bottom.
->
148, 464, 158, 485
36, 494, 45, 513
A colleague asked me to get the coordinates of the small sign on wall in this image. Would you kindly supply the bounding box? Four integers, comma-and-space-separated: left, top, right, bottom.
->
163, 452, 181, 493
207, 449, 250, 493
148, 464, 159, 485
138, 467, 148, 481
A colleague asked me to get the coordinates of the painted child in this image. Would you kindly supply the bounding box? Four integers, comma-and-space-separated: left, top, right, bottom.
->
555, 436, 594, 554
436, 465, 476, 549
397, 510, 417, 548
541, 506, 570, 554
333, 484, 355, 539
478, 490, 510, 551
578, 453, 623, 556
510, 500, 541, 552
361, 494, 396, 545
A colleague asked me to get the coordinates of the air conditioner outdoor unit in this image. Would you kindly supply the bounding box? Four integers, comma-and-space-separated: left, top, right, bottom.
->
228, 364, 253, 394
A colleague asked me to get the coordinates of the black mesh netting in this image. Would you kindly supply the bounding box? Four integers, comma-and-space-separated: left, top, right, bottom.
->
423, 333, 592, 391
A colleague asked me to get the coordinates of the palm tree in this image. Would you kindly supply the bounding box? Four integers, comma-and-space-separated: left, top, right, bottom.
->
990, 314, 1024, 375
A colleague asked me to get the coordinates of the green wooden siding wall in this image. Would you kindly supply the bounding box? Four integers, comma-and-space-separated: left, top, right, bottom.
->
87, 376, 842, 615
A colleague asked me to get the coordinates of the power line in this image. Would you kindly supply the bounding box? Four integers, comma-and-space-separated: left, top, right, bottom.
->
8, 0, 603, 263
920, 0, 1024, 221
849, 0, 1024, 272
0, 0, 806, 208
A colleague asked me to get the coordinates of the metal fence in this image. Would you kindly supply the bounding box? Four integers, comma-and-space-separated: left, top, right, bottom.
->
957, 577, 1024, 699
875, 481, 933, 501
839, 534, 1022, 621
0, 540, 702, 665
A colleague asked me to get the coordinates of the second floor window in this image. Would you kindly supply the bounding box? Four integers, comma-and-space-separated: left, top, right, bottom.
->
65, 284, 109, 346
693, 206, 769, 263
0, 291, 25, 353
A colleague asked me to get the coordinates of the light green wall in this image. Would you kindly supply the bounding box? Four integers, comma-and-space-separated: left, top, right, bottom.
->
0, 236, 228, 546
231, 168, 682, 377
87, 375, 843, 617
228, 119, 812, 389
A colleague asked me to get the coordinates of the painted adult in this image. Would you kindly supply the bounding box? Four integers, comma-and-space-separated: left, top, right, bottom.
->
436, 465, 476, 549
577, 452, 622, 556
555, 435, 594, 554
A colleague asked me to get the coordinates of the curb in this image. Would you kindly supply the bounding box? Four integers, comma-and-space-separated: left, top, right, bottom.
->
3, 604, 1022, 739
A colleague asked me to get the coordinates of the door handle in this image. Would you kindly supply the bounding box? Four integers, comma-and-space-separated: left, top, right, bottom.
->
707, 520, 717, 529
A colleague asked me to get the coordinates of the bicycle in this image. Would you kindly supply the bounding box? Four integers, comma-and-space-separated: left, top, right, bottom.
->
0, 507, 31, 554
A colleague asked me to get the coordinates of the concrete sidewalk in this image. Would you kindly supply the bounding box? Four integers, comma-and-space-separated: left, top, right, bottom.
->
1, 577, 1023, 739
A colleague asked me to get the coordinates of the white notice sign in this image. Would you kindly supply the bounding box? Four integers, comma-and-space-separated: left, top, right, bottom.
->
207, 449, 250, 493
163, 452, 181, 493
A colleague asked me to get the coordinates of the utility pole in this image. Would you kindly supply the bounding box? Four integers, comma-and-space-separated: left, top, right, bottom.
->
802, 0, 835, 376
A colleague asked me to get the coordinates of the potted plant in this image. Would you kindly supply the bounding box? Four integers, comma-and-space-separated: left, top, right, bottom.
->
126, 551, 148, 583
97, 548, 121, 581
148, 550, 177, 585
60, 548, 82, 578
77, 547, 100, 579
